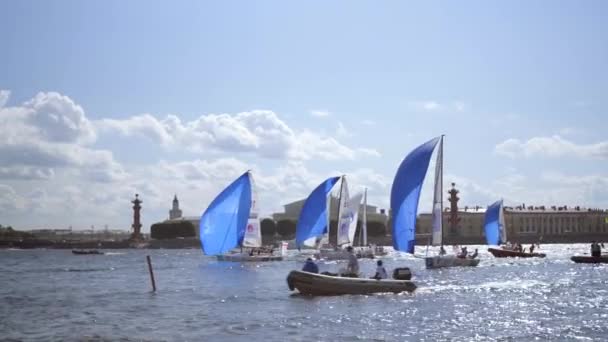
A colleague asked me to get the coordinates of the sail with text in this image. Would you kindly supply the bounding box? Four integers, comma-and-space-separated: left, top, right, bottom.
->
242, 172, 262, 248
199, 171, 252, 255
295, 176, 341, 249
390, 136, 441, 253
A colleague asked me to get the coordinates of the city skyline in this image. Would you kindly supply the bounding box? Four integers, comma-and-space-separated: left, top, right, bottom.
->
1, 1, 607, 231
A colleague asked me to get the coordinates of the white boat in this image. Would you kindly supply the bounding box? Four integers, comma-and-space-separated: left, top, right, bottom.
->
217, 253, 283, 262
286, 270, 416, 296
199, 171, 283, 262
313, 182, 384, 260
424, 255, 480, 268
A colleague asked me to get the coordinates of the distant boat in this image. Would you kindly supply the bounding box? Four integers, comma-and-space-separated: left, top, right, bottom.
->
484, 200, 546, 258
199, 171, 283, 262
390, 136, 478, 268
570, 255, 608, 264
72, 249, 103, 255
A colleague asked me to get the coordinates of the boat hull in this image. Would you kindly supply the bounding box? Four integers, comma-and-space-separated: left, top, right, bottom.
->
286, 270, 416, 296
72, 250, 103, 255
488, 248, 546, 258
216, 253, 283, 262
314, 247, 379, 260
424, 256, 480, 269
571, 255, 608, 264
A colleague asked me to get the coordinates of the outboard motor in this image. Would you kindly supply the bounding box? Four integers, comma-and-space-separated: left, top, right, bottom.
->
392, 267, 412, 280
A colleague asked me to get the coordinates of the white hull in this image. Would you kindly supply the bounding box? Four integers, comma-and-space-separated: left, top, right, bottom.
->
314, 246, 378, 260
217, 253, 283, 262
286, 270, 416, 296
424, 255, 480, 269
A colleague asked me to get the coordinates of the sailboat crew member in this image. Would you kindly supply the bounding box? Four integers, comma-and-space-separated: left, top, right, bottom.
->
345, 246, 359, 275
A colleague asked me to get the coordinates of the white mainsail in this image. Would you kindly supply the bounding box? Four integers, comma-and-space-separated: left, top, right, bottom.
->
498, 200, 507, 244
346, 192, 364, 245
431, 136, 444, 246
362, 188, 368, 246
242, 172, 262, 247
336, 176, 351, 246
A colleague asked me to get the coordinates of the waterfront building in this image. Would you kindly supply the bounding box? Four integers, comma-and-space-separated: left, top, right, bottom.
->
271, 195, 388, 225
416, 183, 608, 244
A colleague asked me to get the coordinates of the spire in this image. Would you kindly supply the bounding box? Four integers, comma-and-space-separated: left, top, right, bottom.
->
173, 194, 178, 203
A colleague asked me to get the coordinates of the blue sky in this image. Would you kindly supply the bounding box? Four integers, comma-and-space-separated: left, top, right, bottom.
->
1, 1, 607, 230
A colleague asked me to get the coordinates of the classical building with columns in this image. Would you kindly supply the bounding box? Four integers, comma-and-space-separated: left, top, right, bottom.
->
416, 183, 608, 244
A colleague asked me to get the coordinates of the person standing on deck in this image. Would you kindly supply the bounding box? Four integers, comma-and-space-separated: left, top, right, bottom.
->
591, 241, 601, 257
345, 246, 359, 275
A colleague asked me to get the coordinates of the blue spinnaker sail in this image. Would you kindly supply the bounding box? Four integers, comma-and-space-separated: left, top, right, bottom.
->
484, 200, 503, 246
295, 176, 340, 249
390, 137, 440, 253
199, 172, 252, 255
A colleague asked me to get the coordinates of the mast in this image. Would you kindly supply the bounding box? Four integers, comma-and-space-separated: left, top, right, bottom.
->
334, 175, 346, 248
362, 188, 368, 246
440, 135, 444, 247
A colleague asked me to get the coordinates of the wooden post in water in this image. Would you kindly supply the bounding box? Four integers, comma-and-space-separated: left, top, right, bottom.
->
146, 255, 156, 292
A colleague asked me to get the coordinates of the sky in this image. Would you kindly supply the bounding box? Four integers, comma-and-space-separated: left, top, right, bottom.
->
1, 1, 607, 231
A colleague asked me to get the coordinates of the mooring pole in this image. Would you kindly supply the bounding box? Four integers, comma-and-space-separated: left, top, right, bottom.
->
146, 255, 156, 292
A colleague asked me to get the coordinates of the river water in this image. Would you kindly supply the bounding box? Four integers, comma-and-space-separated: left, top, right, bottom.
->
1, 244, 607, 341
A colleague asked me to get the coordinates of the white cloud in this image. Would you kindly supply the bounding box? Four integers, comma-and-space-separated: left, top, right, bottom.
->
0, 184, 22, 211
0, 90, 10, 108
408, 101, 466, 113
310, 110, 330, 117
0, 167, 54, 180
0, 91, 124, 184
495, 135, 608, 159
24, 92, 96, 144
98, 110, 367, 161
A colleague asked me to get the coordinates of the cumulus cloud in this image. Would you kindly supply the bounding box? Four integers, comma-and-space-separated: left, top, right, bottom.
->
0, 167, 54, 180
495, 135, 608, 159
24, 92, 96, 144
97, 110, 373, 161
0, 91, 123, 183
0, 90, 10, 108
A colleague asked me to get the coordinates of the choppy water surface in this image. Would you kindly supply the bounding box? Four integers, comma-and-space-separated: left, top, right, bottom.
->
1, 244, 607, 341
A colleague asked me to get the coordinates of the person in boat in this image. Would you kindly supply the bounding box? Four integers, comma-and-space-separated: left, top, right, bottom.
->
457, 247, 468, 259
468, 249, 478, 259
591, 241, 601, 257
345, 246, 359, 275
529, 244, 535, 254
302, 258, 319, 273
372, 260, 388, 280
439, 246, 446, 256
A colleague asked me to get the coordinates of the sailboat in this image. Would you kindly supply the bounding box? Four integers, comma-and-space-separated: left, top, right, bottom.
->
303, 176, 372, 260
390, 136, 479, 268
199, 171, 284, 262
485, 200, 546, 258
